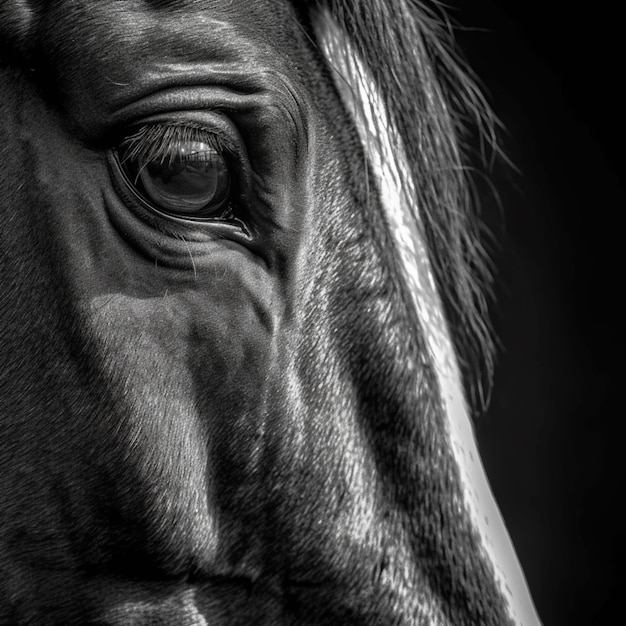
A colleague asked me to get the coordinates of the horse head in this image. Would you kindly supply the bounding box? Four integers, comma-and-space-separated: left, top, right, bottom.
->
0, 1, 541, 624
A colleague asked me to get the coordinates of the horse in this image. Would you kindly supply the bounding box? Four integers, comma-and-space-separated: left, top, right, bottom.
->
0, 1, 541, 624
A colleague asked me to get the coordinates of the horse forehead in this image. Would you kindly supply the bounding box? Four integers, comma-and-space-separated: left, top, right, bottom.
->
44, 0, 289, 47
26, 0, 290, 41
40, 1, 295, 64
13, 1, 303, 103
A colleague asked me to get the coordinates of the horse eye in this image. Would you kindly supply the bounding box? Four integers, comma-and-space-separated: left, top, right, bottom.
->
119, 139, 232, 218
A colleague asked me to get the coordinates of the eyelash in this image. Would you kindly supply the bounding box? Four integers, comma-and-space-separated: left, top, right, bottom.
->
117, 123, 235, 168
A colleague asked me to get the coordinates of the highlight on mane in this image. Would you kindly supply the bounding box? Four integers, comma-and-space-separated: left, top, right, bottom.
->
306, 0, 499, 414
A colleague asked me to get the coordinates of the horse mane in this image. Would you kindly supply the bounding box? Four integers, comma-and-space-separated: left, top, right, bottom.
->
305, 0, 499, 414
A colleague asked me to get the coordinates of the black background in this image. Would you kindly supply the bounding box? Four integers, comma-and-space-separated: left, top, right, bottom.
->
454, 3, 622, 624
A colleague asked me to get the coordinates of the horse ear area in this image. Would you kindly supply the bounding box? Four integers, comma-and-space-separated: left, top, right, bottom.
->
0, 1, 40, 61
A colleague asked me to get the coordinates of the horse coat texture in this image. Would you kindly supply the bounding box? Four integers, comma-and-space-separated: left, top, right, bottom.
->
0, 1, 541, 624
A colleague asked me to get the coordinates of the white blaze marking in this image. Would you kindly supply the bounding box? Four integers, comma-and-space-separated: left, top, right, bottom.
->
313, 10, 541, 625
